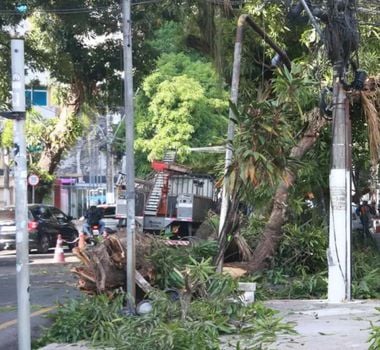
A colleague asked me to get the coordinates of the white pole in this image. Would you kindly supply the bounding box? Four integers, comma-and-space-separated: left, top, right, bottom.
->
328, 66, 351, 302
12, 38, 31, 350
217, 16, 244, 272
218, 18, 244, 232
122, 0, 136, 305
106, 112, 114, 204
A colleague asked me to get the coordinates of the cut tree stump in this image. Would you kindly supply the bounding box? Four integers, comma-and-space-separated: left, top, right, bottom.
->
71, 231, 155, 295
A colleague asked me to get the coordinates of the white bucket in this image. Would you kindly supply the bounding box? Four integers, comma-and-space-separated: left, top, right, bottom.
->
237, 282, 256, 305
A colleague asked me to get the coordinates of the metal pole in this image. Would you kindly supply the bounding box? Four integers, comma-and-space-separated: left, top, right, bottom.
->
32, 186, 35, 204
218, 17, 244, 228
217, 16, 245, 272
12, 38, 31, 350
106, 112, 114, 203
122, 0, 136, 304
328, 63, 351, 302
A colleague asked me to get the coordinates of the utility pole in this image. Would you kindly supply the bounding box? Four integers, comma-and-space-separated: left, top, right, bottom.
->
122, 0, 136, 304
12, 38, 31, 350
325, 0, 358, 302
106, 112, 114, 204
328, 62, 351, 302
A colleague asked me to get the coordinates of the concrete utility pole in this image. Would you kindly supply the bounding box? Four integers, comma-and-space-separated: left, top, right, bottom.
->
326, 0, 358, 302
328, 63, 351, 302
122, 0, 136, 303
106, 112, 114, 204
12, 38, 31, 350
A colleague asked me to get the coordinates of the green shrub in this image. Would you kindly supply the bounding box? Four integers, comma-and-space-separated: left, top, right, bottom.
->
275, 221, 328, 275
368, 308, 380, 350
34, 277, 295, 350
352, 241, 380, 299
148, 240, 218, 289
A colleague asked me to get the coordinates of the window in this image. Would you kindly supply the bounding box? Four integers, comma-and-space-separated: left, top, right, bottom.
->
51, 207, 68, 222
31, 206, 52, 220
103, 206, 116, 217
25, 88, 48, 106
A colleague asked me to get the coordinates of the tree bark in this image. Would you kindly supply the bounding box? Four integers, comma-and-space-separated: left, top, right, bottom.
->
245, 108, 327, 272
37, 83, 83, 174
35, 83, 85, 201
71, 232, 155, 295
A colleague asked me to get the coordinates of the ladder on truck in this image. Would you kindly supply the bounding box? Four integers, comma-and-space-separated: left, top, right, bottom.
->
144, 151, 176, 216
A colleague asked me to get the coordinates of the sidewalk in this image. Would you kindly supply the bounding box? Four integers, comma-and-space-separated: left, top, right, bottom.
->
266, 299, 380, 349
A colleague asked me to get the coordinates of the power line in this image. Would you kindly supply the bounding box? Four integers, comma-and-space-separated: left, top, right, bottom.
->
0, 0, 164, 16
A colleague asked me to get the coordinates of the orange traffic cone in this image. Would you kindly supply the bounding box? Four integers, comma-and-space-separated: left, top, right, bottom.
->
53, 234, 65, 263
78, 232, 86, 250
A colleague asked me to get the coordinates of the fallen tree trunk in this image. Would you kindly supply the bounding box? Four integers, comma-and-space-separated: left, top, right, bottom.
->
71, 231, 155, 295
244, 108, 327, 272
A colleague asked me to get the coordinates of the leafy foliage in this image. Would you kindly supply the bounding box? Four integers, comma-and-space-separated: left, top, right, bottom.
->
276, 220, 328, 275
248, 216, 380, 300
351, 236, 380, 299
0, 31, 10, 110
226, 64, 320, 209
369, 308, 380, 350
272, 64, 319, 120
147, 21, 185, 56
148, 240, 218, 289
239, 212, 329, 299
34, 270, 294, 350
135, 52, 228, 161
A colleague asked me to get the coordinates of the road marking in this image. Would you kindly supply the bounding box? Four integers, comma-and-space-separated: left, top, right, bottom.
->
0, 306, 56, 331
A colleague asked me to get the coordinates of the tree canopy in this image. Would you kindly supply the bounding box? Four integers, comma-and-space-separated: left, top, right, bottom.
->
135, 52, 228, 161
0, 0, 378, 205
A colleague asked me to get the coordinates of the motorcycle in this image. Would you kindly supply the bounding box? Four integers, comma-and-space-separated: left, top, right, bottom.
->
86, 225, 117, 246
89, 223, 101, 237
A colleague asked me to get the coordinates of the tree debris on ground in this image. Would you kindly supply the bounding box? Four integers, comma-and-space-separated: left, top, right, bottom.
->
71, 231, 155, 295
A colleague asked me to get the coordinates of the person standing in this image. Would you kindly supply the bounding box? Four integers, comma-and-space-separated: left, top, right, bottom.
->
359, 201, 372, 241
83, 205, 105, 236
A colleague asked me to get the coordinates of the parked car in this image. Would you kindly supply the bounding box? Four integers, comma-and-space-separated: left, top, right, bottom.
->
0, 204, 78, 253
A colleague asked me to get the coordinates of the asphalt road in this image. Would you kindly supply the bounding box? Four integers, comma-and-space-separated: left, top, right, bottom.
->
0, 250, 82, 350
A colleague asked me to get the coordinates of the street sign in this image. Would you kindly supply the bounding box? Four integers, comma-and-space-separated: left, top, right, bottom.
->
28, 174, 39, 186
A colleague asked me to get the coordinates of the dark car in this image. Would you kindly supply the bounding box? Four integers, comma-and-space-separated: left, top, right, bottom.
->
0, 204, 78, 253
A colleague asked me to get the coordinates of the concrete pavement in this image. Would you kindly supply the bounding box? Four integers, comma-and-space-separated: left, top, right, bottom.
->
266, 299, 380, 349
0, 250, 82, 350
